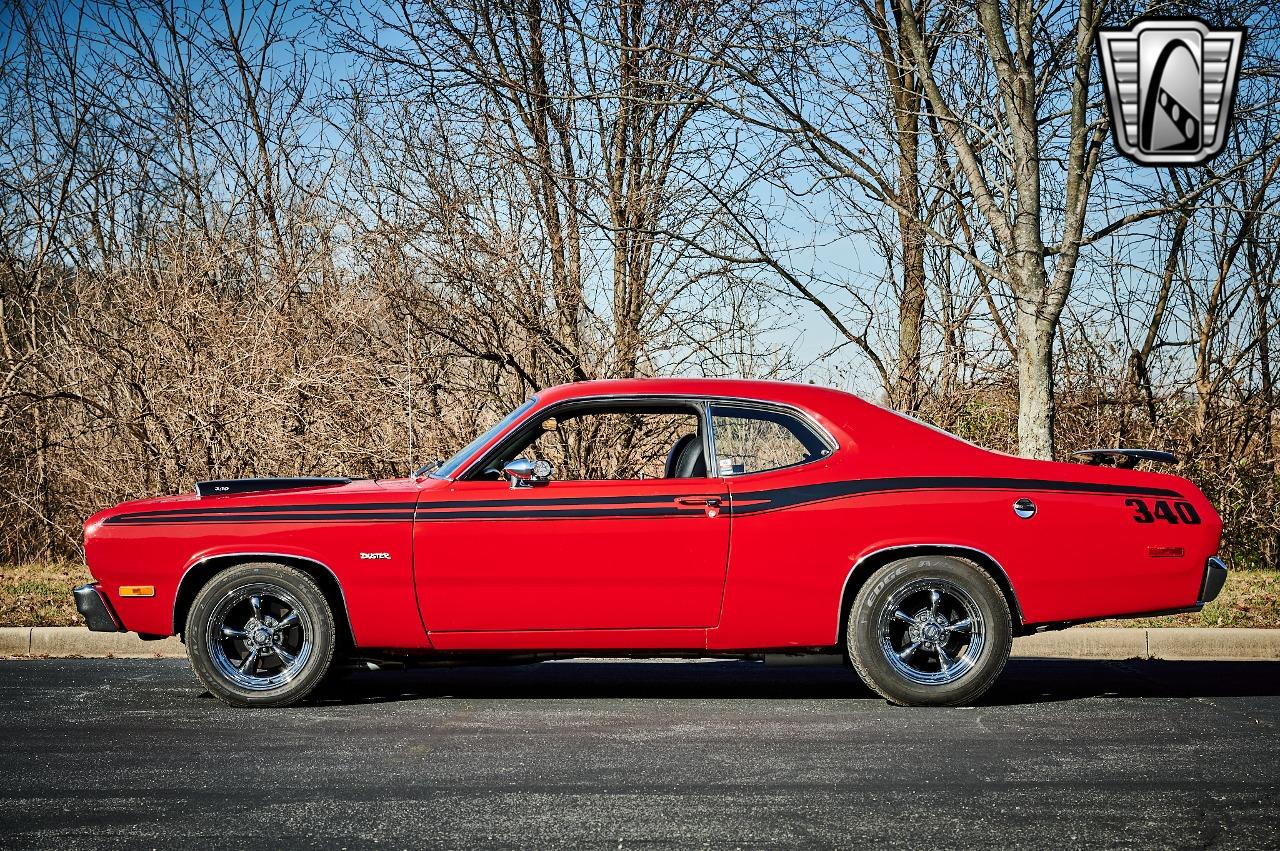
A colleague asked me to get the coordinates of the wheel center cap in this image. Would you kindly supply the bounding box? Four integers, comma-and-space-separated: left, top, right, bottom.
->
922, 623, 943, 642
252, 626, 273, 646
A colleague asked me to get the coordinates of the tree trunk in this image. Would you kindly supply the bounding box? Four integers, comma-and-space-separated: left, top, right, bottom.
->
893, 0, 1105, 460
1014, 301, 1055, 459
891, 94, 926, 414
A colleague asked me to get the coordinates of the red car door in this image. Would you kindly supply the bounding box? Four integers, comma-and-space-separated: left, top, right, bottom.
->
413, 477, 730, 632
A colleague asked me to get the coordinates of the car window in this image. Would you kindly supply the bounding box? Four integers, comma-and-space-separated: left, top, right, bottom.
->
710, 406, 828, 475
488, 407, 706, 480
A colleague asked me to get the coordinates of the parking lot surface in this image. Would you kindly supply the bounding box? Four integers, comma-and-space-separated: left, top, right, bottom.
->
1, 657, 1277, 849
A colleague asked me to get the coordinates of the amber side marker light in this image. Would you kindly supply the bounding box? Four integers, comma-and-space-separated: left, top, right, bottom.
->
118, 585, 155, 597
1147, 546, 1184, 559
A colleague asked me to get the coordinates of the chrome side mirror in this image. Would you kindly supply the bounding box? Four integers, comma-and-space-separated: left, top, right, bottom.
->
503, 458, 553, 489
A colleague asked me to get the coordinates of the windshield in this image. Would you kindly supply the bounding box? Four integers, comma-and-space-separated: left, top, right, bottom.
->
428, 396, 538, 479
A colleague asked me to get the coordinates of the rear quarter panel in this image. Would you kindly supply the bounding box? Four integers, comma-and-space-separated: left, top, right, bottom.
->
710, 473, 1220, 650
708, 399, 1223, 650
999, 479, 1221, 623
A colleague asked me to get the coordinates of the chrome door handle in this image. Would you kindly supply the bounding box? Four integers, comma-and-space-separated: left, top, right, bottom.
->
675, 495, 721, 507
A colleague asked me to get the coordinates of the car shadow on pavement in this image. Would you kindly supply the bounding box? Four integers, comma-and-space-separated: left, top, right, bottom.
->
310, 657, 1280, 707
984, 658, 1280, 705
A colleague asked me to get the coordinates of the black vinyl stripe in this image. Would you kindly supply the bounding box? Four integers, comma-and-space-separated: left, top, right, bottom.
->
107, 507, 698, 524
103, 476, 1182, 525
730, 476, 1183, 516
106, 512, 417, 525
415, 506, 694, 521
105, 497, 687, 524
415, 496, 691, 512
111, 492, 688, 521
108, 501, 419, 520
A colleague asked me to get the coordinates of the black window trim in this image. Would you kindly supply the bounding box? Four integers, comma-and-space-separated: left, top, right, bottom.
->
452, 393, 839, 482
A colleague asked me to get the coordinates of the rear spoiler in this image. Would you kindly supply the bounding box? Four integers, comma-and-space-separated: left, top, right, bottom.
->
1069, 448, 1178, 469
196, 477, 352, 497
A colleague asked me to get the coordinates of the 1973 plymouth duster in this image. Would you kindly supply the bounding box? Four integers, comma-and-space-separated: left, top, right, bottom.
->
76, 378, 1226, 707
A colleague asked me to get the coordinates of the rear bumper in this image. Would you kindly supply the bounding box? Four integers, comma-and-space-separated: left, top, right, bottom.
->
1198, 557, 1229, 605
73, 584, 124, 633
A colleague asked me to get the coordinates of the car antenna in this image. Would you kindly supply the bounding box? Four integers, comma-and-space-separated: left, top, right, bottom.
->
406, 314, 414, 470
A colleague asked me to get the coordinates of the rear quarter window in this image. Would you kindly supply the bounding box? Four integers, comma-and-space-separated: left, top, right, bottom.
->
710, 405, 830, 475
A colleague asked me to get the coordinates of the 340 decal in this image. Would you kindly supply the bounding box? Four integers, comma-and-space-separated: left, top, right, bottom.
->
1124, 498, 1201, 525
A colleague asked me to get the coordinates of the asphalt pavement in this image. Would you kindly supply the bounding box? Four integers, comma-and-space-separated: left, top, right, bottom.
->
1, 657, 1277, 850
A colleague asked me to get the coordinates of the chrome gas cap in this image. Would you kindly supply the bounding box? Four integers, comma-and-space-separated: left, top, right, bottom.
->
1013, 498, 1037, 519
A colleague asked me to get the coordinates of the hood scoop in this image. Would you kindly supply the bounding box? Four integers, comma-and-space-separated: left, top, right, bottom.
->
1070, 448, 1178, 469
197, 477, 352, 497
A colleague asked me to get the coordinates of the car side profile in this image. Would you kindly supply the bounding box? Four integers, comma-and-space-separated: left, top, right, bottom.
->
76, 378, 1227, 707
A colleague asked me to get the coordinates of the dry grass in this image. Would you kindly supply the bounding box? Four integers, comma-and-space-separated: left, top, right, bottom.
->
0, 561, 92, 627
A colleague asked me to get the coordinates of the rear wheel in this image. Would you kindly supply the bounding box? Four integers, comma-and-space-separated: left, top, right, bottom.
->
185, 563, 336, 708
847, 555, 1011, 706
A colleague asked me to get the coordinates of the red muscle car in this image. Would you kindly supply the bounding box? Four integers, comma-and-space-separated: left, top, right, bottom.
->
76, 378, 1226, 707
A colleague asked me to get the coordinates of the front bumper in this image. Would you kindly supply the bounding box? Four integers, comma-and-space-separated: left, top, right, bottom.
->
73, 584, 124, 632
1197, 557, 1229, 605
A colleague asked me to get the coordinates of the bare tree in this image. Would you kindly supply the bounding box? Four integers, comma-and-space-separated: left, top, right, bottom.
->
321, 0, 770, 384
3, 0, 1280, 574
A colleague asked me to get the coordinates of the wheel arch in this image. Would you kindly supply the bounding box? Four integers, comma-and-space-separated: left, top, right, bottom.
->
836, 544, 1026, 645
173, 552, 355, 649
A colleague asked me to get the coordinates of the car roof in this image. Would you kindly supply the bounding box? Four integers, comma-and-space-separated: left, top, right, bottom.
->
535, 378, 858, 409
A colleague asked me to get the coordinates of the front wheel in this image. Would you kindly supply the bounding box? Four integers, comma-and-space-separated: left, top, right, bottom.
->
847, 556, 1012, 706
185, 563, 336, 707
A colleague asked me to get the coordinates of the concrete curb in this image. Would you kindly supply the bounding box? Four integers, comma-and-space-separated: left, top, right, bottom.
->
1015, 627, 1280, 660
1, 627, 186, 658
1012, 627, 1148, 660
2, 626, 1279, 661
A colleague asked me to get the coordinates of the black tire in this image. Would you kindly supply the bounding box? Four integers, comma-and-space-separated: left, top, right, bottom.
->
847, 555, 1011, 706
184, 562, 336, 708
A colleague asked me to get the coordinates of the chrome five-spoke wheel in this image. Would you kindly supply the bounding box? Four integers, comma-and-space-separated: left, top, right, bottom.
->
848, 555, 1012, 706
877, 579, 985, 685
208, 583, 313, 691
186, 563, 336, 707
